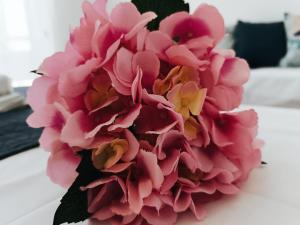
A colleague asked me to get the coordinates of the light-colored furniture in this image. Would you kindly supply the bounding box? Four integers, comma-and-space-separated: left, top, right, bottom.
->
1, 105, 300, 225
243, 68, 300, 108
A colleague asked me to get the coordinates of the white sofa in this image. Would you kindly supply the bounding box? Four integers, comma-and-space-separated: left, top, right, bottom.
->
243, 68, 300, 108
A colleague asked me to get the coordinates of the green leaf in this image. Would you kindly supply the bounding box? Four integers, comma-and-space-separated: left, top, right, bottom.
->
132, 0, 190, 31
53, 151, 102, 225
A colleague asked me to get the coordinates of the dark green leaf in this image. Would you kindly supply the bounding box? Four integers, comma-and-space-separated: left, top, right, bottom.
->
132, 0, 190, 31
53, 151, 102, 225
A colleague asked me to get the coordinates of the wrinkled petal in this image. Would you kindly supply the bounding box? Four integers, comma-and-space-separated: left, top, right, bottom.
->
47, 148, 80, 188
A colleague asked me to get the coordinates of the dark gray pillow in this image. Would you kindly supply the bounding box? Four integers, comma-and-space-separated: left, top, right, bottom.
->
233, 21, 287, 68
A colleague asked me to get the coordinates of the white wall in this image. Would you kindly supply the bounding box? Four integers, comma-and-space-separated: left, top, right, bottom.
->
190, 0, 300, 25
1, 0, 300, 84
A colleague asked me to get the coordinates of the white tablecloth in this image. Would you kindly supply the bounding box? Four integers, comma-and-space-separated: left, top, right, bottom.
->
1, 106, 300, 225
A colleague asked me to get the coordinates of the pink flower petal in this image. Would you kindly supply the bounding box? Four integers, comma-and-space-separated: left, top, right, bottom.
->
108, 104, 142, 131
189, 199, 207, 221
209, 85, 243, 111
193, 4, 225, 43
27, 76, 58, 111
92, 207, 114, 220
132, 51, 160, 90
103, 162, 133, 173
110, 3, 141, 33
82, 0, 108, 24
110, 202, 132, 216
141, 206, 177, 225
47, 148, 80, 188
85, 113, 118, 139
159, 11, 190, 38
219, 57, 250, 87
216, 183, 240, 195
166, 45, 208, 68
61, 111, 93, 147
58, 58, 99, 97
138, 150, 164, 190
131, 68, 143, 103
174, 188, 192, 212
138, 177, 152, 199
27, 105, 58, 128
70, 19, 94, 59
125, 12, 157, 41
122, 129, 139, 162
39, 127, 62, 152
115, 47, 135, 85
127, 176, 143, 214
161, 171, 178, 194
38, 44, 83, 79
145, 31, 173, 61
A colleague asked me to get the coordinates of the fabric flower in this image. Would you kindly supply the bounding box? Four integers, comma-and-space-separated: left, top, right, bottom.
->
26, 1, 262, 224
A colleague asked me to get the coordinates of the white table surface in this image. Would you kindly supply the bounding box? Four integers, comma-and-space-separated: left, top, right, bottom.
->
1, 105, 300, 225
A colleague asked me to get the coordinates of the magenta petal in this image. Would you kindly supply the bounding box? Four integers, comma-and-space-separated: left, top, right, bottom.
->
100, 37, 122, 67
47, 148, 80, 188
122, 129, 139, 162
193, 4, 225, 43
159, 11, 190, 37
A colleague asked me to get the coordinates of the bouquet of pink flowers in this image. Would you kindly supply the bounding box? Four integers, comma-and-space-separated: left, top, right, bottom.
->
27, 0, 262, 224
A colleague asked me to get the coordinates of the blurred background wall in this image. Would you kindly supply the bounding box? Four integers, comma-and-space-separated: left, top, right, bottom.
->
0, 0, 299, 85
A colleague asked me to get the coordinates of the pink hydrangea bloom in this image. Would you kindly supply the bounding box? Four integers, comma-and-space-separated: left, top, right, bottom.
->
27, 0, 262, 224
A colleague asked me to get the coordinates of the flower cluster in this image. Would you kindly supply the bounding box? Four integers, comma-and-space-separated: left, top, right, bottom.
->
27, 1, 262, 225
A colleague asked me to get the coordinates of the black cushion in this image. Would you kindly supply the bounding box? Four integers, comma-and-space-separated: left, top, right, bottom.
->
0, 106, 42, 160
233, 21, 287, 68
